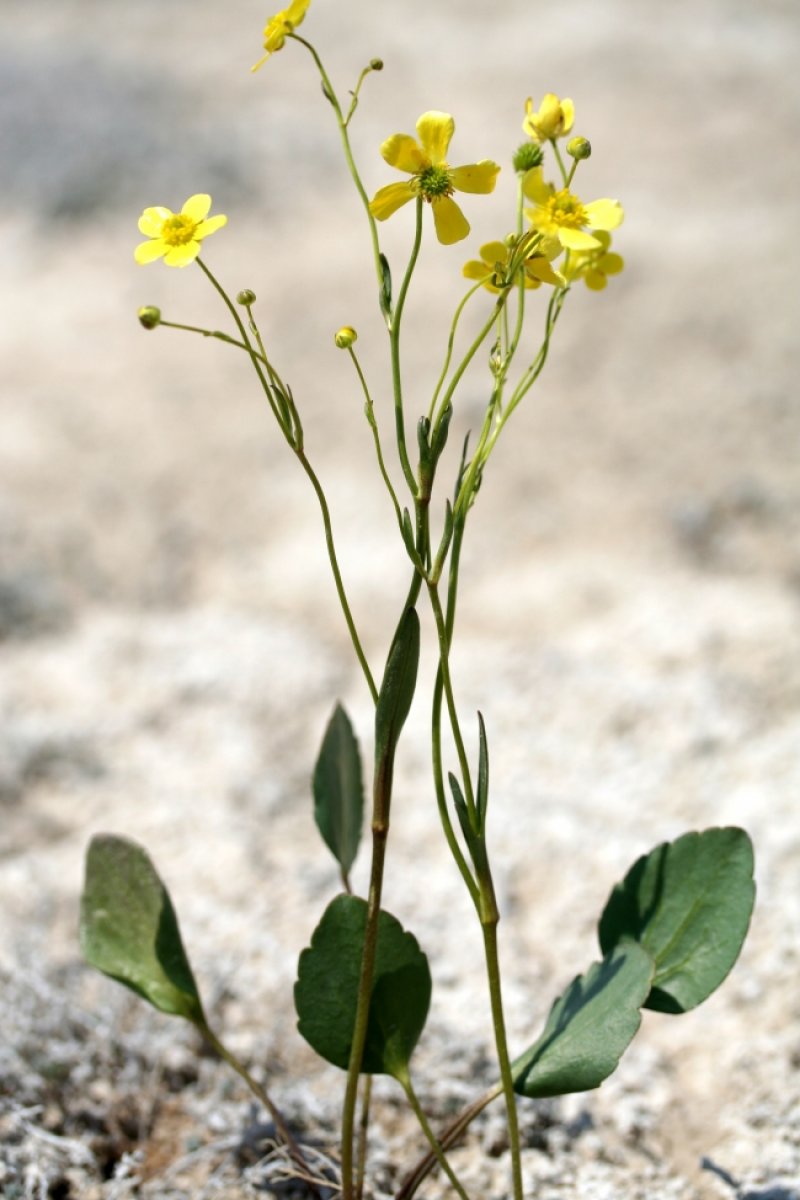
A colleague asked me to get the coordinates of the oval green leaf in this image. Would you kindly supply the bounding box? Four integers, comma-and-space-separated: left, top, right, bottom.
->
598, 826, 756, 1013
80, 835, 204, 1024
512, 943, 654, 1098
313, 703, 364, 878
295, 894, 431, 1079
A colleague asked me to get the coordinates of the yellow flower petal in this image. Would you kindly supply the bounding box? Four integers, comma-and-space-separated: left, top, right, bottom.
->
479, 241, 509, 267
182, 194, 212, 222
163, 241, 202, 267
451, 160, 501, 195
416, 112, 455, 166
584, 198, 624, 231
134, 239, 168, 264
380, 133, 427, 174
558, 227, 601, 251
286, 0, 311, 23
525, 257, 565, 287
584, 268, 608, 291
369, 180, 416, 221
602, 252, 624, 275
431, 195, 469, 245
195, 214, 228, 238
138, 207, 171, 236
460, 260, 496, 290
522, 167, 552, 206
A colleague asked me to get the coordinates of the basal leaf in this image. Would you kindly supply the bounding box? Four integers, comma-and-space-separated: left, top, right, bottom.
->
295, 895, 431, 1079
598, 827, 755, 1013
313, 703, 364, 877
512, 943, 654, 1099
80, 835, 204, 1023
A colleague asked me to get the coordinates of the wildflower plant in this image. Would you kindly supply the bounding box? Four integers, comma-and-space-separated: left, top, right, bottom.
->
80, 7, 756, 1199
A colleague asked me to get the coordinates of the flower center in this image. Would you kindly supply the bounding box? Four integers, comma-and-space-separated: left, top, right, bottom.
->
546, 188, 587, 229
415, 164, 454, 201
161, 214, 198, 247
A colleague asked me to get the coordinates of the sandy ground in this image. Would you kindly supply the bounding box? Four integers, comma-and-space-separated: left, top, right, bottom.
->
2, 0, 800, 1197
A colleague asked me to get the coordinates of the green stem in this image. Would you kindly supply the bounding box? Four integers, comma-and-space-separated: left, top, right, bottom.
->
291, 35, 383, 289
295, 450, 378, 705
431, 290, 510, 444
350, 345, 403, 527
551, 137, 569, 186
395, 1082, 503, 1200
427, 278, 487, 423
196, 259, 291, 439
480, 918, 524, 1200
390, 198, 424, 497
427, 580, 476, 820
397, 1069, 473, 1200
196, 1020, 322, 1197
355, 1073, 372, 1200
340, 798, 390, 1200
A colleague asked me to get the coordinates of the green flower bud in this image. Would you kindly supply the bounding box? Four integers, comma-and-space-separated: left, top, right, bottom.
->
334, 326, 358, 349
137, 305, 161, 330
567, 136, 592, 161
512, 141, 544, 174
236, 289, 257, 306
369, 58, 384, 71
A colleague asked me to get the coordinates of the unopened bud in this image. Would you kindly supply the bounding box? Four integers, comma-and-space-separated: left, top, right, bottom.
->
137, 305, 161, 330
369, 58, 384, 71
512, 141, 544, 174
334, 326, 358, 349
567, 136, 592, 161
236, 289, 257, 306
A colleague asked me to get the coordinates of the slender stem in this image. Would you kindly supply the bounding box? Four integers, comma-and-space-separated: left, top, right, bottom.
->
295, 450, 378, 705
482, 286, 568, 463
290, 35, 383, 289
427, 278, 486, 423
431, 290, 510, 444
196, 1020, 322, 1198
350, 346, 404, 527
196, 259, 291, 439
397, 1069, 473, 1200
395, 1083, 502, 1200
480, 919, 524, 1200
551, 138, 569, 186
427, 579, 475, 818
355, 1075, 372, 1200
390, 198, 424, 497
340, 814, 389, 1199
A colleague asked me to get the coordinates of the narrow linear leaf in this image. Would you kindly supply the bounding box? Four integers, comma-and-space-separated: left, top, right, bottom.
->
313, 703, 364, 876
295, 895, 431, 1080
476, 712, 489, 830
598, 826, 756, 1013
80, 835, 204, 1023
512, 943, 654, 1099
375, 607, 420, 773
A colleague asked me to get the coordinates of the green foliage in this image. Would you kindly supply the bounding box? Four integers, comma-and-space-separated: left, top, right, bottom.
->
313, 703, 364, 879
295, 895, 431, 1079
374, 607, 420, 798
512, 943, 654, 1098
598, 827, 756, 1013
80, 835, 204, 1024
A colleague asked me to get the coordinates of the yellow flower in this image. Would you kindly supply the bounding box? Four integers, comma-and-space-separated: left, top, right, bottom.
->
523, 167, 622, 252
252, 0, 311, 71
563, 231, 624, 291
463, 239, 562, 292
369, 111, 500, 246
134, 194, 227, 268
523, 93, 575, 141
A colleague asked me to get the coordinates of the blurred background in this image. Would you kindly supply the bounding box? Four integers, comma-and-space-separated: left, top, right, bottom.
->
1, 0, 799, 1196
